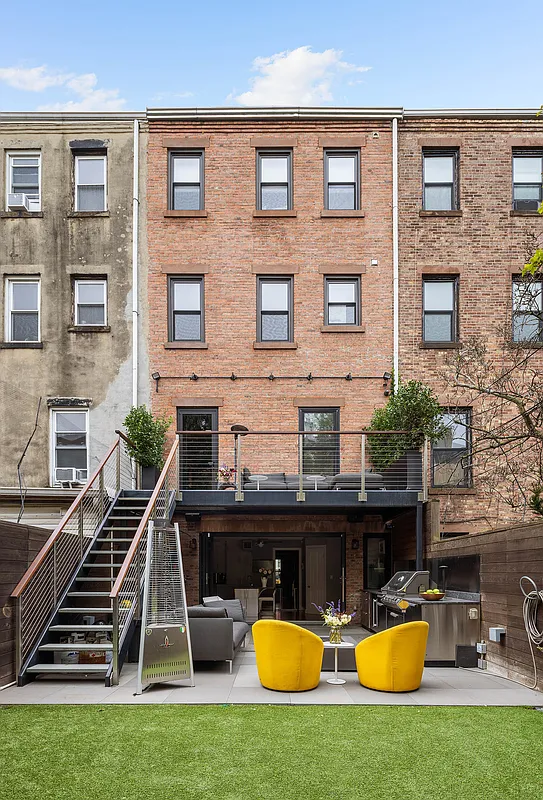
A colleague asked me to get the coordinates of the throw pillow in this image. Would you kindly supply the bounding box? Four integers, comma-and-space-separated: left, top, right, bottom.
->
204, 598, 246, 622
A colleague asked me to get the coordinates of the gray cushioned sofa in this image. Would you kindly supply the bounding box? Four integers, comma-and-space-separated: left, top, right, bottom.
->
243, 470, 385, 491
187, 605, 250, 673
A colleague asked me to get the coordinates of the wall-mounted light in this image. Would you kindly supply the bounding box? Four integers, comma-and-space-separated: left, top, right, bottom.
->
151, 371, 161, 393
382, 371, 392, 396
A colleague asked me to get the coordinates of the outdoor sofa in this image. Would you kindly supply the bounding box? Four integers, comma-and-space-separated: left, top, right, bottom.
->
187, 602, 250, 673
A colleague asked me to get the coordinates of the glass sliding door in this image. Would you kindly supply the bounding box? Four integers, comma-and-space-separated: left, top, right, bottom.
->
177, 408, 218, 490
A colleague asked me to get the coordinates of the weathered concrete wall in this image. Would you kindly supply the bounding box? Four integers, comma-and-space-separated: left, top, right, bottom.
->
0, 117, 149, 487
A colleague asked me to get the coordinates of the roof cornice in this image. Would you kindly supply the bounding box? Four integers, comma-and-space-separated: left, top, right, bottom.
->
146, 106, 404, 120
0, 111, 146, 123
404, 108, 540, 119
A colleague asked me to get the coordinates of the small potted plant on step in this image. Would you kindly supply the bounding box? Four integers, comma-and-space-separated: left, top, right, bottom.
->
123, 405, 172, 489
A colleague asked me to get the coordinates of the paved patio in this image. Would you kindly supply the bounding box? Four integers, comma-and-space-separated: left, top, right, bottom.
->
1, 645, 541, 705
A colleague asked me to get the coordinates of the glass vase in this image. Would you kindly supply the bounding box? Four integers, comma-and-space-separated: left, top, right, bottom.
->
328, 627, 343, 644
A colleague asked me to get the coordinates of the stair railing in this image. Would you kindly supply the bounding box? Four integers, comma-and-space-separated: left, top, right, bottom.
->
110, 436, 180, 685
11, 433, 135, 677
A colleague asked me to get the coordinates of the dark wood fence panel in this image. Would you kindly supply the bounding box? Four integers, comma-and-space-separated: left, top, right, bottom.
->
0, 520, 49, 687
427, 520, 543, 691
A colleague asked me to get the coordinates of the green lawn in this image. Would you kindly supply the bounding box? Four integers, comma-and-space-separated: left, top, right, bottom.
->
1, 705, 542, 800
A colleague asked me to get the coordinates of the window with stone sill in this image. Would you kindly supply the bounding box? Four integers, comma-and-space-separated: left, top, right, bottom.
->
169, 276, 204, 342
512, 150, 543, 212
256, 150, 292, 211
169, 150, 205, 211
5, 278, 40, 342
423, 277, 458, 343
422, 149, 459, 211
432, 410, 471, 488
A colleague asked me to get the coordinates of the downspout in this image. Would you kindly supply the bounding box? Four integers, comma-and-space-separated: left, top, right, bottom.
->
132, 119, 140, 408
392, 116, 399, 393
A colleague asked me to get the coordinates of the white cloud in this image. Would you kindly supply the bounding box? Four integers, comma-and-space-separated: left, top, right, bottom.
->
0, 64, 126, 111
235, 46, 371, 106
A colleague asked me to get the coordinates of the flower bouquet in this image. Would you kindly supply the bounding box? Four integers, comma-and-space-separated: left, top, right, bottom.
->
218, 464, 236, 486
313, 600, 355, 644
259, 567, 272, 587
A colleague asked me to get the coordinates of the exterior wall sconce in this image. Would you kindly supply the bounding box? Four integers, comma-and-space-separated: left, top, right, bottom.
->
151, 371, 161, 392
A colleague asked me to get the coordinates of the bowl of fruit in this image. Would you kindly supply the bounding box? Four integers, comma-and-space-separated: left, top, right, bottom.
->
419, 589, 445, 601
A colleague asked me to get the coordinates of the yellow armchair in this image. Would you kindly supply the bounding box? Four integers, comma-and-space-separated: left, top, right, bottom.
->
253, 620, 324, 692
355, 621, 429, 692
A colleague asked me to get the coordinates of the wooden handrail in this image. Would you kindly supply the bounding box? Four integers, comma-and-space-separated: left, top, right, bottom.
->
110, 437, 179, 597
175, 429, 414, 435
115, 429, 138, 451
11, 435, 121, 598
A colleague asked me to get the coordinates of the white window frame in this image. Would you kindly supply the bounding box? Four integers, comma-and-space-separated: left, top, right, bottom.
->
4, 278, 41, 343
74, 155, 107, 212
50, 408, 89, 486
6, 151, 42, 212
74, 279, 108, 326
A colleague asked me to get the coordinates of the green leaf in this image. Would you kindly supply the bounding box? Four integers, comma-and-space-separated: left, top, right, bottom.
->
122, 405, 173, 468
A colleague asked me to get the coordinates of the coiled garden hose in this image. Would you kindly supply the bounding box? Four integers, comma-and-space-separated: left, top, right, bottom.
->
520, 576, 543, 689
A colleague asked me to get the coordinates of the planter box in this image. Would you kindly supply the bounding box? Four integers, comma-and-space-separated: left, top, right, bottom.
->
141, 465, 161, 490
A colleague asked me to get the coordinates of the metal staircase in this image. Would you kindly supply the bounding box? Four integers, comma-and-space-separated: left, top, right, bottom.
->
11, 433, 180, 686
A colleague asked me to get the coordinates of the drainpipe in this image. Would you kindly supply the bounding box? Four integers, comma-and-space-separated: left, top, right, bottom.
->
392, 116, 399, 393
132, 119, 140, 408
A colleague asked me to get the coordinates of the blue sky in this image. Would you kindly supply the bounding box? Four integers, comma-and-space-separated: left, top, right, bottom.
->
0, 0, 540, 111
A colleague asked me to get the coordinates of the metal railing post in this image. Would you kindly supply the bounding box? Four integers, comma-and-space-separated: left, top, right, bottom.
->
53, 541, 57, 605
112, 596, 119, 685
235, 434, 244, 502
79, 502, 84, 559
419, 437, 430, 502
116, 443, 121, 493
99, 469, 105, 520
359, 434, 367, 502
175, 436, 181, 500
297, 433, 305, 502
15, 597, 22, 681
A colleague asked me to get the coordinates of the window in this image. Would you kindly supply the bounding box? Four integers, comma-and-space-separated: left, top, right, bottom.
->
299, 408, 340, 476
169, 151, 204, 210
513, 278, 542, 342
6, 152, 41, 211
75, 280, 107, 326
51, 409, 89, 485
324, 150, 359, 210
5, 279, 40, 342
257, 151, 292, 210
169, 277, 204, 341
513, 151, 543, 211
423, 149, 458, 211
423, 277, 458, 342
432, 410, 471, 488
75, 155, 107, 211
325, 277, 360, 325
257, 277, 293, 342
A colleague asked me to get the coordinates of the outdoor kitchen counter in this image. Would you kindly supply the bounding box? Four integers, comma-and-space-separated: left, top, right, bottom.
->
403, 594, 480, 606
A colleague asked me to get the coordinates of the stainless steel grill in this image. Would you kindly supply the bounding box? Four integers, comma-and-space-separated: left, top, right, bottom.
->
379, 570, 430, 608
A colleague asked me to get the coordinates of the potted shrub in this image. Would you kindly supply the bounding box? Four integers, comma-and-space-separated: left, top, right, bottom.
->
123, 405, 172, 489
367, 379, 446, 489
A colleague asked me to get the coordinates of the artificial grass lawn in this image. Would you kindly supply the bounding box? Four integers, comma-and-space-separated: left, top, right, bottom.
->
1, 706, 542, 800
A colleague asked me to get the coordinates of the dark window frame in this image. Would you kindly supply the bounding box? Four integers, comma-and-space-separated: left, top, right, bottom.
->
512, 275, 543, 342
324, 276, 360, 326
168, 149, 205, 211
422, 275, 459, 343
177, 407, 219, 491
422, 148, 459, 211
168, 276, 205, 342
432, 408, 472, 489
256, 276, 294, 342
299, 407, 341, 476
323, 149, 360, 210
256, 149, 293, 210
512, 148, 543, 212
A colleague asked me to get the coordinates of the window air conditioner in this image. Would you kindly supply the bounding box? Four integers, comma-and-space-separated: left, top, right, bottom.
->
7, 193, 31, 212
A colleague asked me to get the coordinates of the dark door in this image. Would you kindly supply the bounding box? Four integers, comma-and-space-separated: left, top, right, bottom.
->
299, 408, 340, 476
275, 549, 300, 611
363, 534, 392, 590
178, 408, 218, 490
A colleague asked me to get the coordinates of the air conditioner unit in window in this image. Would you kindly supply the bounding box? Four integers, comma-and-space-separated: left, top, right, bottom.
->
55, 467, 87, 485
7, 193, 31, 212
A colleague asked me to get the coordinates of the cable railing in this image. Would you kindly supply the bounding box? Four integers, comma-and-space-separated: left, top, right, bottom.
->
11, 433, 135, 677
109, 436, 180, 685
176, 430, 430, 502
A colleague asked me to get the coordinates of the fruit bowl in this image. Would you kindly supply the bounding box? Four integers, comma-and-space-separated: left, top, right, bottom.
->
420, 591, 445, 601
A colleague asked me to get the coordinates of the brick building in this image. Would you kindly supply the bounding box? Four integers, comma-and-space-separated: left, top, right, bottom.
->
145, 107, 426, 613
398, 110, 543, 538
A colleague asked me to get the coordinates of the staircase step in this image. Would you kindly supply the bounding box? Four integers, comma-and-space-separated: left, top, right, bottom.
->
108, 516, 144, 520
68, 591, 112, 597
49, 625, 114, 632
102, 526, 139, 531
27, 664, 108, 674
89, 549, 129, 554
75, 577, 116, 582
109, 506, 146, 511
58, 607, 113, 614
83, 563, 126, 568
97, 538, 136, 543
39, 643, 112, 651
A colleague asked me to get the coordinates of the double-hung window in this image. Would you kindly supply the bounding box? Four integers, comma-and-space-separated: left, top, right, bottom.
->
75, 279, 107, 326
169, 277, 204, 341
5, 279, 40, 342
512, 150, 543, 211
169, 150, 204, 210
423, 149, 458, 211
257, 277, 293, 342
51, 409, 89, 485
6, 152, 41, 211
299, 408, 340, 476
324, 150, 359, 210
512, 278, 543, 342
75, 155, 107, 211
257, 151, 292, 210
432, 410, 471, 488
325, 277, 360, 325
423, 277, 458, 343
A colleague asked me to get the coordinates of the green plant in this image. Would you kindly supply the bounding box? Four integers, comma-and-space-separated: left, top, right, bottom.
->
122, 405, 172, 469
367, 379, 446, 472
